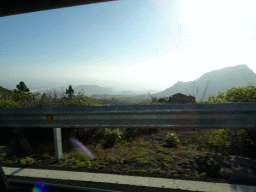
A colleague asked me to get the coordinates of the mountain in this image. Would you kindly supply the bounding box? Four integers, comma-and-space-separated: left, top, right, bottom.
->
29, 85, 118, 99
152, 64, 256, 102
30, 86, 76, 99
119, 90, 138, 96
3, 64, 255, 103
29, 85, 158, 99
73, 85, 118, 97
146, 90, 159, 94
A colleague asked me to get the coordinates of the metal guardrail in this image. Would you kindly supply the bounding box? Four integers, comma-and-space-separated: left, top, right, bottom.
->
1, 102, 256, 161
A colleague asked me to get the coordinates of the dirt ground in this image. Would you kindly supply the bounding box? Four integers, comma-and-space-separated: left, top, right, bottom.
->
1, 128, 256, 187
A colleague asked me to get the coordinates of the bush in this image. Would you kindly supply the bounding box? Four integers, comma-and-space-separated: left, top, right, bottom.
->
208, 129, 230, 152
158, 97, 168, 103
101, 128, 123, 148
71, 152, 93, 168
164, 132, 180, 148
56, 92, 103, 107
206, 84, 256, 153
0, 99, 20, 108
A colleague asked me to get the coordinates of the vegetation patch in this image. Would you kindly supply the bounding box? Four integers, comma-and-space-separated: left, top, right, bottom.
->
1, 81, 256, 185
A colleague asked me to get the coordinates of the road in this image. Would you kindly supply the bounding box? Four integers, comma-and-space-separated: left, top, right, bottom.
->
2, 166, 256, 192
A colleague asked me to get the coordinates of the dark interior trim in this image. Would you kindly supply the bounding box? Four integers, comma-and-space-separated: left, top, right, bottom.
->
0, 0, 117, 17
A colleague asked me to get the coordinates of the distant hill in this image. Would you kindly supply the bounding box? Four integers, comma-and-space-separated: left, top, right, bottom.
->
152, 64, 256, 102
30, 86, 77, 99
30, 85, 158, 99
146, 90, 159, 94
3, 64, 255, 103
119, 90, 138, 96
74, 85, 118, 97
29, 85, 118, 99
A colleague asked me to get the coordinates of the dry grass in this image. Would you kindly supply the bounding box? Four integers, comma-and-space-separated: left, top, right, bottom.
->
0, 125, 236, 180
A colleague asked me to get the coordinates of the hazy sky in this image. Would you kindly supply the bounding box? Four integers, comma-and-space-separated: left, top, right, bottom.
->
1, 0, 256, 93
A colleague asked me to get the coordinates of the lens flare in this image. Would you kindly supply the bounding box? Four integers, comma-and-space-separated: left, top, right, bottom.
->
69, 136, 96, 160
31, 178, 51, 192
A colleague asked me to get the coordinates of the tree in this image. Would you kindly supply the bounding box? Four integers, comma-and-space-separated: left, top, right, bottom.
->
39, 93, 49, 107
51, 90, 59, 106
41, 93, 48, 101
16, 81, 30, 92
66, 85, 75, 99
13, 81, 32, 106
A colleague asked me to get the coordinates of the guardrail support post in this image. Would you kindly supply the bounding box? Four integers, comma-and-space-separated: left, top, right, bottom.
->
53, 128, 62, 161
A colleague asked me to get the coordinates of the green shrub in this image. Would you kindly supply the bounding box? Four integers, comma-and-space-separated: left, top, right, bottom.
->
206, 84, 256, 151
158, 97, 168, 103
56, 92, 103, 107
71, 152, 92, 168
164, 132, 180, 148
0, 99, 20, 108
208, 129, 230, 151
101, 128, 123, 147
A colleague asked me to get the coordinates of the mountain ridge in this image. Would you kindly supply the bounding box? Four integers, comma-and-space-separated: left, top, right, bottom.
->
1, 64, 255, 103
152, 64, 256, 102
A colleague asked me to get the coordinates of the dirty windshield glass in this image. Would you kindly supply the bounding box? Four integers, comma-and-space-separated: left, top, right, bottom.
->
1, 0, 256, 191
